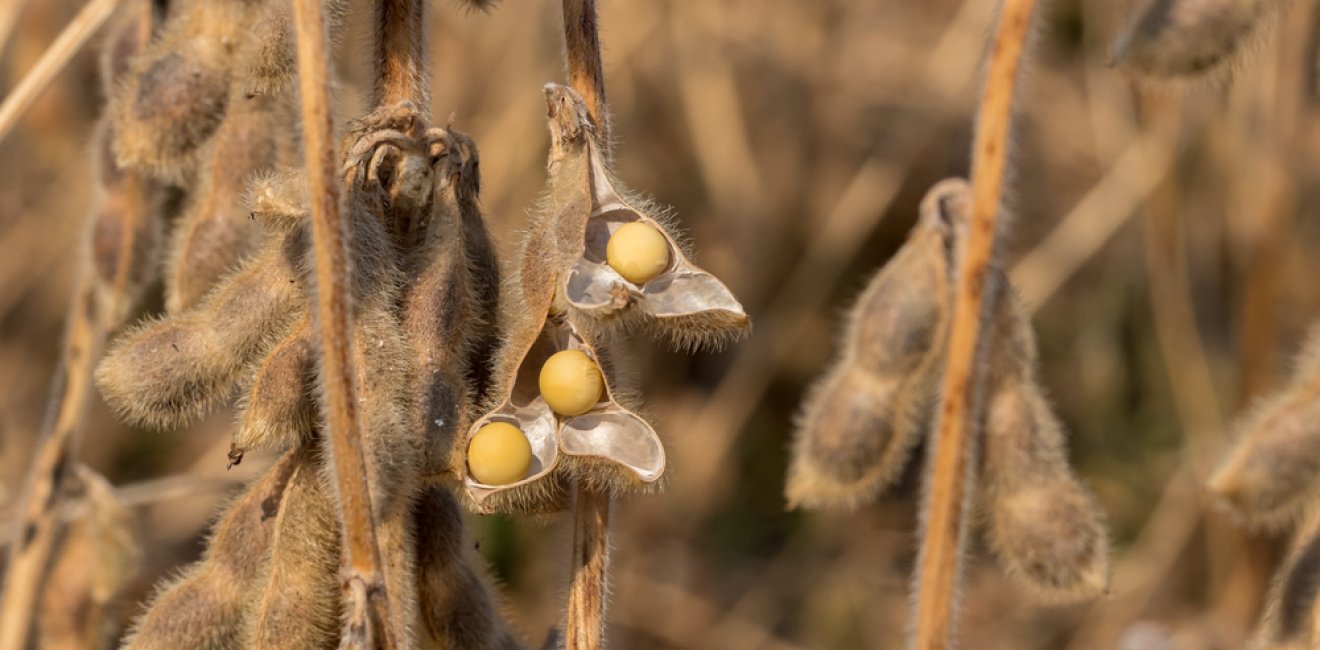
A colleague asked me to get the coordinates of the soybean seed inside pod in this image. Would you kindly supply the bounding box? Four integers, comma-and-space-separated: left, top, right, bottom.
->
607, 221, 670, 285
467, 422, 534, 486
539, 349, 604, 416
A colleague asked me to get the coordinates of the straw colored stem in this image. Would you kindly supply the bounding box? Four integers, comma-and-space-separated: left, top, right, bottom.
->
910, 1, 1037, 649
0, 0, 122, 145
561, 0, 608, 142
566, 486, 611, 650
0, 277, 102, 650
374, 0, 427, 108
290, 0, 395, 646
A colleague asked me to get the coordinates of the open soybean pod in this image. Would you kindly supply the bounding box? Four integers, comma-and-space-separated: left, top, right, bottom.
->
121, 449, 302, 650
978, 278, 1109, 603
540, 83, 748, 350
110, 0, 266, 180
463, 320, 663, 514
784, 179, 967, 511
1249, 509, 1320, 649
461, 89, 665, 513
1209, 324, 1320, 530
1114, 0, 1282, 79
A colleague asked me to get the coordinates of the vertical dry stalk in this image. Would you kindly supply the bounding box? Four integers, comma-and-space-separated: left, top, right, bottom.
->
562, 0, 608, 143
0, 278, 102, 650
561, 1, 612, 647
374, 0, 427, 107
566, 489, 611, 650
290, 0, 395, 646
0, 0, 122, 144
0, 5, 154, 647
910, 1, 1038, 649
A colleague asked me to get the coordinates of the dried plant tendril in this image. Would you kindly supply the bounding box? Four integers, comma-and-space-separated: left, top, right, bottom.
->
467, 422, 534, 487
784, 179, 966, 511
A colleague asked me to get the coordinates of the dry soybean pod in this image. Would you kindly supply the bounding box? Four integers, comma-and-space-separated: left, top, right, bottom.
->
1210, 324, 1320, 530
164, 84, 292, 313
120, 449, 300, 650
414, 486, 526, 650
977, 275, 1109, 603
95, 224, 306, 430
243, 449, 340, 650
785, 179, 966, 511
231, 315, 316, 461
459, 87, 664, 514
1249, 509, 1320, 649
110, 0, 266, 180
1114, 0, 1284, 80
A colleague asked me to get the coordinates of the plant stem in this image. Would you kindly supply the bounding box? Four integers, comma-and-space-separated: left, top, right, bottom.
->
0, 278, 102, 650
0, 0, 122, 145
561, 0, 608, 144
559, 2, 613, 647
374, 0, 427, 108
566, 487, 611, 650
910, 1, 1038, 649
290, 0, 394, 646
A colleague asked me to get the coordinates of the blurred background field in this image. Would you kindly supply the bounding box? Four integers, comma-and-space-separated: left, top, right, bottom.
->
4, 0, 1320, 647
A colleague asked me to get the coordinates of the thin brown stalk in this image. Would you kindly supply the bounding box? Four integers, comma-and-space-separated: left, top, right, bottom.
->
910, 1, 1038, 649
566, 488, 611, 650
562, 0, 608, 143
374, 0, 427, 108
0, 0, 122, 145
290, 0, 395, 647
561, 1, 613, 647
0, 277, 102, 650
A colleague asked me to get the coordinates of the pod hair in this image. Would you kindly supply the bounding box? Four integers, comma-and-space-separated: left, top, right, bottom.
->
784, 178, 968, 511
1209, 324, 1320, 531
1250, 509, 1320, 649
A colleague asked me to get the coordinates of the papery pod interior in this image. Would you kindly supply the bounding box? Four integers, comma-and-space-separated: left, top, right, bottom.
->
536, 84, 748, 348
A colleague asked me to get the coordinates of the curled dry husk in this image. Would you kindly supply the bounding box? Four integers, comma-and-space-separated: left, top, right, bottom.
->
462, 85, 725, 513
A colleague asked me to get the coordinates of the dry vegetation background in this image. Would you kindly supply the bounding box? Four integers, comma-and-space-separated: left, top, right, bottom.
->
3, 0, 1320, 648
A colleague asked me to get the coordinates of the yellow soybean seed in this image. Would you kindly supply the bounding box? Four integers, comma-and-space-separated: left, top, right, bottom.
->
467, 422, 533, 485
606, 221, 670, 285
539, 349, 604, 416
